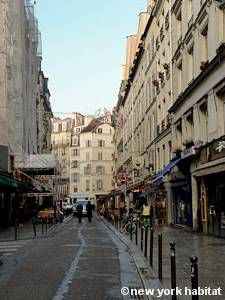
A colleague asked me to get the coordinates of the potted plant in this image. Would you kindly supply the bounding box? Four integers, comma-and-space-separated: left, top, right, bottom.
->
182, 138, 194, 148
152, 79, 159, 86
200, 60, 209, 71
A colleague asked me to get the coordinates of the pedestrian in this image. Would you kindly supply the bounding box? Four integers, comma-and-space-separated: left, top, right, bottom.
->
86, 201, 93, 222
76, 203, 83, 223
142, 200, 150, 227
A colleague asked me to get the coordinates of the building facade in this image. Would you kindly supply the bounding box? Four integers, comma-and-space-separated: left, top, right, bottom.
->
36, 71, 53, 154
113, 0, 225, 236
51, 113, 114, 202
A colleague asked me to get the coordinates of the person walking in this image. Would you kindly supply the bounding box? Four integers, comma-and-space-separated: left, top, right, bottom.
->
76, 203, 83, 223
142, 200, 150, 227
86, 201, 93, 223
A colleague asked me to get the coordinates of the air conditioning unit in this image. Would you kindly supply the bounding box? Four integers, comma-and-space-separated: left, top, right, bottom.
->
214, 0, 225, 9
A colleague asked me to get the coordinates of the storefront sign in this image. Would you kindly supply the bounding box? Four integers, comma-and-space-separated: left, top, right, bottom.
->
181, 146, 196, 159
200, 138, 225, 164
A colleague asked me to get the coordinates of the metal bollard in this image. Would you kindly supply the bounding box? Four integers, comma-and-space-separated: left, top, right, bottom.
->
41, 218, 44, 234
14, 218, 18, 240
144, 225, 148, 258
190, 256, 199, 300
149, 227, 154, 267
158, 234, 162, 280
140, 224, 144, 251
130, 219, 133, 241
135, 219, 138, 245
48, 218, 51, 228
33, 221, 37, 237
45, 218, 48, 234
170, 242, 177, 300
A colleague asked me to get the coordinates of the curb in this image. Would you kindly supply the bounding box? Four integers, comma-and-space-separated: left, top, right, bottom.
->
101, 218, 169, 300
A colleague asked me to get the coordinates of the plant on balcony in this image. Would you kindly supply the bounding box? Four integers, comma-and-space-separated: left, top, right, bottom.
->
172, 146, 182, 156
200, 60, 209, 70
163, 63, 169, 70
158, 71, 164, 79
182, 138, 194, 148
153, 79, 159, 86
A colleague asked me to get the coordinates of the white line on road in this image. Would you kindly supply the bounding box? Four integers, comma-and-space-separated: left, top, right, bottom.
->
53, 222, 86, 300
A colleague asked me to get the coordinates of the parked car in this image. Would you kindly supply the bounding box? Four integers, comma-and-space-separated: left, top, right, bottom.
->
73, 199, 89, 216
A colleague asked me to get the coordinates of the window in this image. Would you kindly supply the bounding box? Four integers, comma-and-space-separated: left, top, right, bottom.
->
86, 180, 90, 192
98, 140, 105, 147
187, 46, 194, 82
96, 166, 105, 175
84, 164, 91, 175
86, 152, 90, 161
74, 187, 78, 193
76, 127, 80, 133
85, 140, 91, 147
98, 152, 103, 160
97, 128, 102, 133
200, 26, 208, 64
96, 180, 103, 190
177, 61, 182, 95
71, 173, 79, 182
72, 136, 79, 146
162, 145, 166, 167
72, 148, 79, 156
71, 160, 79, 168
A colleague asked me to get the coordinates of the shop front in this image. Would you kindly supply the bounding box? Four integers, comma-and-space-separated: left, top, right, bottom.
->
194, 137, 225, 237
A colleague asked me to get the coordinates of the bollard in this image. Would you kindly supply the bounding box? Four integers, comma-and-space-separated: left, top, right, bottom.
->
158, 234, 162, 280
45, 218, 48, 234
135, 219, 138, 245
170, 242, 177, 300
32, 220, 37, 237
190, 256, 199, 300
41, 218, 44, 234
130, 218, 133, 241
140, 224, 144, 251
14, 218, 18, 241
48, 218, 51, 228
144, 225, 148, 258
149, 227, 154, 267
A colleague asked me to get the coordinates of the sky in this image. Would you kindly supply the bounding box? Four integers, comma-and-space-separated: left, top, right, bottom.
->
35, 0, 146, 117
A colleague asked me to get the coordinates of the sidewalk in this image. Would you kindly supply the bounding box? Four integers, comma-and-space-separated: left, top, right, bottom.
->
112, 219, 225, 299
0, 215, 72, 242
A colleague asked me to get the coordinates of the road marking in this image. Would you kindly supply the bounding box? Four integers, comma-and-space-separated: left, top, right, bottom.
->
53, 223, 86, 300
0, 240, 27, 256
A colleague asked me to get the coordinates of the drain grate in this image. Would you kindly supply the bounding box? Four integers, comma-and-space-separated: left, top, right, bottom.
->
129, 287, 145, 299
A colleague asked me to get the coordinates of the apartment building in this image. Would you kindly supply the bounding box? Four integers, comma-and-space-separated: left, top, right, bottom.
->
114, 0, 225, 235
79, 117, 114, 202
36, 71, 53, 154
169, 0, 225, 235
51, 113, 114, 202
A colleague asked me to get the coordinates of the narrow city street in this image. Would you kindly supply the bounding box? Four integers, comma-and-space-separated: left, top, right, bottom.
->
0, 215, 143, 300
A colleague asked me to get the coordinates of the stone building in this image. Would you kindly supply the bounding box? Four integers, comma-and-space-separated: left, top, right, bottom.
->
51, 113, 114, 203
36, 71, 53, 154
113, 0, 225, 235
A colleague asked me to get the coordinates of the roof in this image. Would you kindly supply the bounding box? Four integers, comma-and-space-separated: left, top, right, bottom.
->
81, 118, 102, 133
17, 154, 60, 170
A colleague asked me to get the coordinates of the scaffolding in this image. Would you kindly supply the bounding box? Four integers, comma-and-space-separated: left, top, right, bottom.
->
0, 0, 42, 167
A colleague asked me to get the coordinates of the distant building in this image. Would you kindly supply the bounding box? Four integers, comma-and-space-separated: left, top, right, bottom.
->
51, 112, 114, 202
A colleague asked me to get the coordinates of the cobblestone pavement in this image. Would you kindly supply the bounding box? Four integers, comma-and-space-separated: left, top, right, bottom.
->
117, 220, 225, 299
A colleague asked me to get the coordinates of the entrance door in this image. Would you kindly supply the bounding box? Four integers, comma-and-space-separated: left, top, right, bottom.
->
208, 181, 225, 237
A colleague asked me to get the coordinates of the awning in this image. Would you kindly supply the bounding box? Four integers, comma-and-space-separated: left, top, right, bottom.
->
151, 158, 181, 185
0, 173, 25, 190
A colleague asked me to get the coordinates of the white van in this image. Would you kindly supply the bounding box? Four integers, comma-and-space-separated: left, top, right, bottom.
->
70, 193, 90, 216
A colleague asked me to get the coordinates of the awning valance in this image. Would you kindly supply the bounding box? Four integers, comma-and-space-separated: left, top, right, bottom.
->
152, 158, 181, 185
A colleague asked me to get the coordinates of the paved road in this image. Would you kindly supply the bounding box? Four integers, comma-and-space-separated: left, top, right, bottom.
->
0, 216, 143, 300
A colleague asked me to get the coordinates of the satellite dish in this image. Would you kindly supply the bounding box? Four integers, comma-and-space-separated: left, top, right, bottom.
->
133, 156, 144, 170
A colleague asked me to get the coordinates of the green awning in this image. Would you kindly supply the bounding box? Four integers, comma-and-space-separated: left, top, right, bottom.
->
0, 174, 25, 189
